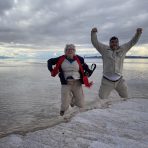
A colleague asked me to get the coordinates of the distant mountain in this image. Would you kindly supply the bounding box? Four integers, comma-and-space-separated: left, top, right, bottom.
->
0, 56, 12, 59
84, 55, 148, 59
125, 56, 148, 59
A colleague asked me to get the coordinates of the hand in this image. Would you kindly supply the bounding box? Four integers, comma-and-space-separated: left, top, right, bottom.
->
91, 27, 98, 33
85, 71, 90, 77
136, 28, 142, 34
51, 70, 56, 77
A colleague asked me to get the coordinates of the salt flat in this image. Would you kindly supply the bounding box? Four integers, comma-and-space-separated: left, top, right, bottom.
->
0, 59, 148, 147
0, 98, 148, 148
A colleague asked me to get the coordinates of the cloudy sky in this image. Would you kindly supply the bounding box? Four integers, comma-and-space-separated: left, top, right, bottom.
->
0, 0, 148, 58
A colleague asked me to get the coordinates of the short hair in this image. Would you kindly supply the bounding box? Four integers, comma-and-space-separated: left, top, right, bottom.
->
64, 44, 76, 53
110, 36, 119, 42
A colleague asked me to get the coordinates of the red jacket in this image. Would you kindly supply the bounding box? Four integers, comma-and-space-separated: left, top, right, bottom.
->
47, 55, 93, 87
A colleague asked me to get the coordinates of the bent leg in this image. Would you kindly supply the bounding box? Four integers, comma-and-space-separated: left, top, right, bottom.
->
72, 81, 84, 108
70, 94, 75, 107
99, 78, 114, 99
61, 85, 72, 112
115, 78, 128, 99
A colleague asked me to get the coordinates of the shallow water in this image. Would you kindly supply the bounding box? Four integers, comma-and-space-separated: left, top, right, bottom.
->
0, 59, 148, 137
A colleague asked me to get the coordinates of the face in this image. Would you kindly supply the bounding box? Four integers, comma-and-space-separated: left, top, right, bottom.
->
110, 39, 119, 50
65, 48, 75, 58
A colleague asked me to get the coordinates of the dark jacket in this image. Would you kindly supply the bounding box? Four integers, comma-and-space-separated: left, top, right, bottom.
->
47, 55, 93, 85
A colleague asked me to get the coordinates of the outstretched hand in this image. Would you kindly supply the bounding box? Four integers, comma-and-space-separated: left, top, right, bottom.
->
137, 28, 143, 34
91, 27, 98, 33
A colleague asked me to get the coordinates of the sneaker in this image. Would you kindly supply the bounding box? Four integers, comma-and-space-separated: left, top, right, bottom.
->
70, 103, 75, 107
60, 111, 65, 116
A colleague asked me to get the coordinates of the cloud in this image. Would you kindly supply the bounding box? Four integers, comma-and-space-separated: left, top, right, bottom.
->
127, 44, 148, 56
0, 0, 147, 56
0, 0, 15, 15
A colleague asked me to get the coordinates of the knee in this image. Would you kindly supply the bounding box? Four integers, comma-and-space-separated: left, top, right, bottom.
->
99, 92, 109, 99
77, 104, 84, 108
118, 87, 128, 98
119, 93, 128, 99
99, 94, 105, 99
75, 100, 84, 108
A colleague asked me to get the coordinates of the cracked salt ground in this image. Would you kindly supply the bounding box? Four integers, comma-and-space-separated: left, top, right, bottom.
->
0, 98, 148, 148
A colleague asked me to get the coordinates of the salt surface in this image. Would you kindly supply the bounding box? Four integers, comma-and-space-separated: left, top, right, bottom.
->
0, 98, 148, 148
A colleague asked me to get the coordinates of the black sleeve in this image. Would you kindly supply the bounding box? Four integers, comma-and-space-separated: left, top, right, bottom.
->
83, 61, 93, 77
47, 57, 60, 72
77, 55, 93, 77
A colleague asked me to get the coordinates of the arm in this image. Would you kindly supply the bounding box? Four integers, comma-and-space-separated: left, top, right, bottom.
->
47, 57, 60, 72
91, 28, 109, 55
78, 55, 93, 77
83, 62, 93, 77
120, 28, 142, 52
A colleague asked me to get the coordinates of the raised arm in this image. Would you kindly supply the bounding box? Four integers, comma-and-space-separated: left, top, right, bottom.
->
91, 27, 109, 55
120, 28, 143, 52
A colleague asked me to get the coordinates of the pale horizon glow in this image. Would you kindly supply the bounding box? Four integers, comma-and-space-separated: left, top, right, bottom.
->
0, 44, 148, 59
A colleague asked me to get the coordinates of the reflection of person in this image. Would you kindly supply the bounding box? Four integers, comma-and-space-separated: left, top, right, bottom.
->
47, 44, 94, 116
91, 27, 142, 100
